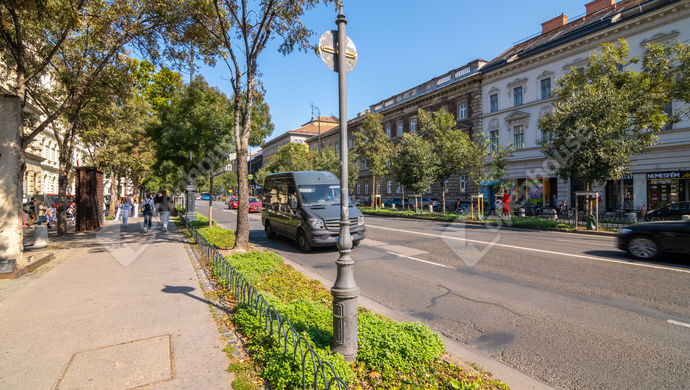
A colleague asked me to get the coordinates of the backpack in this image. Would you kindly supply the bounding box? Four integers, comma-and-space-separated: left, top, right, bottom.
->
143, 203, 152, 212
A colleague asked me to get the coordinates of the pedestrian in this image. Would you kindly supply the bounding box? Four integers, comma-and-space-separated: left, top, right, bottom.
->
120, 197, 131, 228
158, 190, 171, 232
37, 201, 47, 225
141, 193, 154, 232
153, 193, 161, 217
133, 195, 139, 218
28, 196, 37, 226
47, 204, 57, 228
495, 197, 503, 217
558, 200, 568, 216
114, 198, 122, 221
503, 192, 511, 216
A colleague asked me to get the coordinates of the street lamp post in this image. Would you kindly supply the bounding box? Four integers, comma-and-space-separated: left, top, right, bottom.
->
319, 6, 359, 363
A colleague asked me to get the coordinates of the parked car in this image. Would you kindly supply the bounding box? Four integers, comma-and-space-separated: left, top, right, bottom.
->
617, 219, 690, 260
227, 196, 238, 209
248, 197, 262, 213
645, 201, 690, 221
262, 171, 365, 252
420, 197, 441, 211
383, 197, 410, 209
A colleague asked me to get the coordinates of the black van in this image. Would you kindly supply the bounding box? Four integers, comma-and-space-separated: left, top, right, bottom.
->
261, 171, 366, 251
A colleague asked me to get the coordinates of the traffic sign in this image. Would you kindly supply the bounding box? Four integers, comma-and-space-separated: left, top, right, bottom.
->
318, 30, 357, 73
248, 174, 253, 180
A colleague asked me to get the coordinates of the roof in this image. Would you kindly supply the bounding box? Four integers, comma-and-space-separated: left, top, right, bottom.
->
263, 116, 339, 147
482, 0, 678, 73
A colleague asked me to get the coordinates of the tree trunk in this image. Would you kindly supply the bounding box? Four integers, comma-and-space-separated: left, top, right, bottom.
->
234, 136, 250, 250
109, 169, 118, 217
371, 175, 376, 208
441, 181, 446, 214
585, 181, 593, 217
401, 186, 405, 210
208, 170, 214, 228
56, 162, 71, 236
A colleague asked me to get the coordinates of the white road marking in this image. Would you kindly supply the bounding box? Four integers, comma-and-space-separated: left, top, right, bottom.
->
667, 319, 690, 328
367, 224, 690, 274
386, 251, 454, 269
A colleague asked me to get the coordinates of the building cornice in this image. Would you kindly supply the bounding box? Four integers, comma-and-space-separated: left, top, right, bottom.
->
484, 0, 690, 83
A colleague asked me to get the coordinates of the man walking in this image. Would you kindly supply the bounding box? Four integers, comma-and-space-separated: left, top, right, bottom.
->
141, 193, 154, 232
158, 190, 171, 232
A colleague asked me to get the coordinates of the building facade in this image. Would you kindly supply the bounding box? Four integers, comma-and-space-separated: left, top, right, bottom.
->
480, 0, 690, 212
309, 60, 486, 205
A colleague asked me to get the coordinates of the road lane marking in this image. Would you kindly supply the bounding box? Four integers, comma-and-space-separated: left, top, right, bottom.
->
367, 224, 690, 274
386, 251, 454, 269
667, 319, 690, 328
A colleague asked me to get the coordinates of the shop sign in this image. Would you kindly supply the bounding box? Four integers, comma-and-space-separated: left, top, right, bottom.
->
647, 171, 680, 180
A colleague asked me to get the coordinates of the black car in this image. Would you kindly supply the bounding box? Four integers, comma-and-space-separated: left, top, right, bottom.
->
645, 201, 690, 221
617, 219, 690, 260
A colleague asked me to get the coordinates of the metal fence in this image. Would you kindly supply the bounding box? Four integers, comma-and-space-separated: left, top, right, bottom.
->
179, 214, 348, 390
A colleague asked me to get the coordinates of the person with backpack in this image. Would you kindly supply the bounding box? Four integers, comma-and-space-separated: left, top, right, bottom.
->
141, 193, 154, 232
158, 190, 171, 232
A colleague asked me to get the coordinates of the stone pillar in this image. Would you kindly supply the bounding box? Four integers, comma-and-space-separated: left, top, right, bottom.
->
0, 95, 24, 270
185, 185, 196, 221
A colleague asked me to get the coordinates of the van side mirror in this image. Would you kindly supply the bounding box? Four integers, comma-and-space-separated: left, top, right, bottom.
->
288, 198, 297, 209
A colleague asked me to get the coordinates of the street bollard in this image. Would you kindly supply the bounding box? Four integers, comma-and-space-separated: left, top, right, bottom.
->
33, 225, 48, 248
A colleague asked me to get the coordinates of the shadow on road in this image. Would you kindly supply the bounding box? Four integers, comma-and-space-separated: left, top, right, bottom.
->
584, 250, 690, 269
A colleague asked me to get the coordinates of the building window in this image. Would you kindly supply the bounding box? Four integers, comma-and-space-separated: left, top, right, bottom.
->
348, 137, 353, 149
356, 184, 360, 194
513, 86, 523, 107
376, 183, 380, 195
540, 78, 551, 100
397, 121, 403, 137
489, 130, 499, 152
444, 179, 449, 193
457, 104, 466, 120
490, 94, 498, 113
410, 118, 417, 133
513, 125, 524, 150
364, 183, 369, 194
663, 102, 673, 130
541, 128, 552, 144
335, 143, 339, 152
459, 175, 467, 193
387, 180, 391, 194
385, 125, 391, 138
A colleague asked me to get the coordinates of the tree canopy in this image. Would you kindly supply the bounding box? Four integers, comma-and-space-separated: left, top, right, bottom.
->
353, 111, 393, 207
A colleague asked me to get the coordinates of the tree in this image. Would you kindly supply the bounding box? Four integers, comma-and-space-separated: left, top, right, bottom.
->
466, 133, 512, 200
538, 39, 675, 215
353, 111, 393, 208
150, 76, 233, 227
313, 146, 359, 190
190, 0, 333, 251
641, 41, 690, 121
417, 108, 471, 213
391, 133, 435, 210
1, 0, 193, 236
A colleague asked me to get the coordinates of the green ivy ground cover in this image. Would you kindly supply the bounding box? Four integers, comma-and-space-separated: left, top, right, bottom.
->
208, 249, 508, 389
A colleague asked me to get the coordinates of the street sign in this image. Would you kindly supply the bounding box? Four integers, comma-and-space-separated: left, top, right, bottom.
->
318, 30, 357, 73
248, 174, 253, 180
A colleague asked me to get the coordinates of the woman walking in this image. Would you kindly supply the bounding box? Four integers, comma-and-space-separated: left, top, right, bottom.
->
120, 197, 131, 228
133, 195, 139, 218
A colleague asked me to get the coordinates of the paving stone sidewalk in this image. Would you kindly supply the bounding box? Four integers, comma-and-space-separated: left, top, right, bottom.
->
0, 218, 232, 389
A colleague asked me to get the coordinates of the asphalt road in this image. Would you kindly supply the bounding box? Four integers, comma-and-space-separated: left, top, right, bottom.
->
197, 201, 690, 390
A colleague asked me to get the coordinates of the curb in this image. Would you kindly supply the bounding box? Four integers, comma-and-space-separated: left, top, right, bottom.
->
362, 211, 618, 237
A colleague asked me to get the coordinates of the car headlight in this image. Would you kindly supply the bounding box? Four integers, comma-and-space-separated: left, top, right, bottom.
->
307, 217, 324, 229
619, 228, 632, 234
357, 215, 364, 226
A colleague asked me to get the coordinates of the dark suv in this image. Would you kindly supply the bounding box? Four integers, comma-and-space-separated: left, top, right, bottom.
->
645, 201, 690, 221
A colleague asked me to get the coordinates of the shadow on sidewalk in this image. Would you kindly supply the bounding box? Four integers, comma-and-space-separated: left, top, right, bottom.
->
161, 285, 227, 312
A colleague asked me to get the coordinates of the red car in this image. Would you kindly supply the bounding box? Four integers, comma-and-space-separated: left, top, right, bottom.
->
248, 197, 262, 213
227, 196, 238, 209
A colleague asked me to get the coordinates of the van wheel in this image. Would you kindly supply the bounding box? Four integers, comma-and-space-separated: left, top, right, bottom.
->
265, 221, 276, 238
296, 229, 312, 252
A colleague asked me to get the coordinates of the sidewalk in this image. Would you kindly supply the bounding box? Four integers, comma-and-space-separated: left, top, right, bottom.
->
0, 217, 232, 389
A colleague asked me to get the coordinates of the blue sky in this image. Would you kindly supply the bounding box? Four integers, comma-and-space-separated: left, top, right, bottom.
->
197, 0, 592, 142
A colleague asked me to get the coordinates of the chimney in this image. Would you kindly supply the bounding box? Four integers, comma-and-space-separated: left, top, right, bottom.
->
541, 14, 568, 34
586, 0, 615, 16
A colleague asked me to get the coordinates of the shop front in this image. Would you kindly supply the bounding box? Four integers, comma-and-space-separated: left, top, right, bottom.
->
647, 171, 690, 211
503, 177, 558, 211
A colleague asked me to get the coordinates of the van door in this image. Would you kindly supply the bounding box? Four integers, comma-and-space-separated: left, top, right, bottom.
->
284, 184, 301, 239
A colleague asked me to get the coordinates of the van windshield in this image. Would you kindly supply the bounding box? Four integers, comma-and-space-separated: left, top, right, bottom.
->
299, 184, 340, 205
